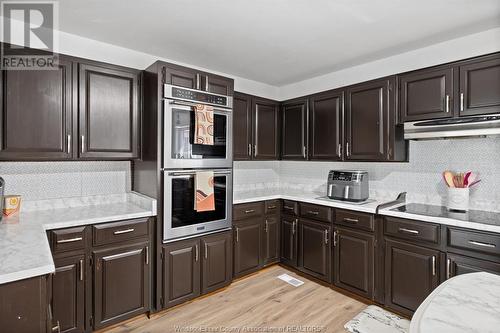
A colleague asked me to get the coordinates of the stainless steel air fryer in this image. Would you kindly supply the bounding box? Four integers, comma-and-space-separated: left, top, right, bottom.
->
327, 170, 369, 202
0, 177, 4, 221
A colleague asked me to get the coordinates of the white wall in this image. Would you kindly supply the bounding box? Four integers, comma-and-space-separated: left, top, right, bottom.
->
278, 27, 500, 100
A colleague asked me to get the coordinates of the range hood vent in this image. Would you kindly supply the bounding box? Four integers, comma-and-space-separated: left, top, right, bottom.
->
404, 114, 500, 140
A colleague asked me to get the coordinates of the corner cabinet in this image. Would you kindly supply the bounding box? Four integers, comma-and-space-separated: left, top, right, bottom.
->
233, 92, 253, 160
281, 98, 308, 160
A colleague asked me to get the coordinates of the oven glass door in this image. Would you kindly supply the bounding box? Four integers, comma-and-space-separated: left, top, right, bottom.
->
163, 169, 233, 242
164, 100, 233, 168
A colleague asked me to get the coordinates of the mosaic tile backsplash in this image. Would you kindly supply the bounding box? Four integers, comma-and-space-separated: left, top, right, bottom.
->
0, 161, 131, 201
234, 137, 500, 211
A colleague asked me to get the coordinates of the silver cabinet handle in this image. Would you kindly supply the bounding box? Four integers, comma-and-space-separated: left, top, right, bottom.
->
79, 259, 84, 281
284, 205, 294, 211
445, 95, 450, 113
265, 220, 268, 233
254, 144, 258, 157
57, 237, 83, 244
324, 230, 329, 245
248, 143, 252, 157
205, 75, 209, 91
235, 227, 239, 242
196, 74, 201, 90
468, 240, 496, 248
398, 227, 419, 235
244, 209, 255, 214
205, 242, 208, 259
267, 205, 277, 210
145, 246, 149, 265
302, 145, 307, 159
432, 256, 436, 276
52, 320, 61, 333
446, 258, 451, 279
343, 217, 358, 223
114, 228, 135, 235
292, 219, 297, 235
80, 135, 85, 153
67, 135, 71, 154
195, 244, 199, 262
333, 230, 338, 247
307, 210, 319, 216
338, 143, 342, 157
346, 142, 350, 157
460, 92, 464, 111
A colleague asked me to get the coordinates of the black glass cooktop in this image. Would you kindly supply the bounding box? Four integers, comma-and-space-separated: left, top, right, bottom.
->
391, 203, 500, 227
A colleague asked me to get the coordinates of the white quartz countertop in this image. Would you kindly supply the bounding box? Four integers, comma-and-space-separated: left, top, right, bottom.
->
234, 189, 383, 214
410, 272, 500, 333
0, 193, 156, 285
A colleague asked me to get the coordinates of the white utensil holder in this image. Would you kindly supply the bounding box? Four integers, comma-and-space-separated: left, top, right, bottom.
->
447, 187, 469, 212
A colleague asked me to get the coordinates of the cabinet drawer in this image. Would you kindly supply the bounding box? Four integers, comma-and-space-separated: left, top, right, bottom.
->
299, 203, 332, 223
282, 200, 299, 215
265, 200, 280, 215
335, 209, 374, 232
385, 217, 440, 244
50, 226, 86, 253
448, 228, 500, 257
233, 202, 264, 221
92, 218, 149, 246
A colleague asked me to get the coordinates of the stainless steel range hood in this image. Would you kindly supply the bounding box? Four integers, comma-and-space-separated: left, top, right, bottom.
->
404, 114, 500, 140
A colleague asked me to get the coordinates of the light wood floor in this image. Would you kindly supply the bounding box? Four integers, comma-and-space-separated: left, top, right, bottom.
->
105, 266, 366, 333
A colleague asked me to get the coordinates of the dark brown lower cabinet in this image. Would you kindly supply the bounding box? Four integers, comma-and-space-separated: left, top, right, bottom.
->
280, 215, 298, 267
201, 232, 232, 294
0, 275, 48, 333
52, 254, 85, 333
233, 217, 263, 278
298, 219, 331, 283
263, 215, 280, 265
385, 239, 440, 316
93, 242, 149, 329
334, 227, 374, 299
163, 238, 201, 308
447, 253, 500, 277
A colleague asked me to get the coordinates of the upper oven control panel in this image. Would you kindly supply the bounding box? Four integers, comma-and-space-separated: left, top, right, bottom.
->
164, 84, 232, 108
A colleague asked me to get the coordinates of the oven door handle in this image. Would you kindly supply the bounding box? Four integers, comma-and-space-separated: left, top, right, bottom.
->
167, 100, 232, 113
167, 169, 232, 177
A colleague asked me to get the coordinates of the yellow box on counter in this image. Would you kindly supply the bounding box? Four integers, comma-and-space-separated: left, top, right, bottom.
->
4, 195, 21, 217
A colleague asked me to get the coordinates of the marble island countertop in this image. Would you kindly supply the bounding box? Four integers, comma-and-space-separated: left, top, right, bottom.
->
0, 192, 157, 285
410, 272, 500, 333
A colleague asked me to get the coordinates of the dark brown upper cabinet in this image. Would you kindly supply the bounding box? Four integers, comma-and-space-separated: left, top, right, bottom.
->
458, 54, 500, 117
345, 77, 393, 161
163, 63, 234, 96
233, 92, 253, 160
252, 97, 280, 160
309, 90, 343, 161
0, 56, 74, 160
78, 62, 140, 159
281, 98, 308, 160
400, 66, 454, 122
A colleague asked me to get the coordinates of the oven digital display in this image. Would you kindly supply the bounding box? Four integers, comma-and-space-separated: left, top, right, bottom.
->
172, 87, 227, 106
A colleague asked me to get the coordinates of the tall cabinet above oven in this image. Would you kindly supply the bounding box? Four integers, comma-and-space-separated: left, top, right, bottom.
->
132, 61, 234, 311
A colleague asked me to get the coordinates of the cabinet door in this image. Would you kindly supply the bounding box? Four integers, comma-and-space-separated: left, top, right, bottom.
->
204, 74, 233, 96
253, 97, 279, 160
201, 232, 232, 294
0, 57, 73, 160
52, 254, 85, 333
280, 216, 298, 267
400, 67, 454, 121
298, 219, 331, 282
334, 227, 374, 299
163, 238, 200, 308
233, 217, 263, 278
79, 62, 139, 159
385, 239, 440, 316
281, 99, 307, 160
309, 90, 343, 160
447, 253, 500, 278
459, 55, 500, 116
93, 242, 149, 329
163, 64, 199, 90
263, 215, 280, 265
233, 92, 253, 160
345, 78, 392, 161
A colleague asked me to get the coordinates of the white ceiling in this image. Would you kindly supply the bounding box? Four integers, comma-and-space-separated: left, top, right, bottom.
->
58, 0, 500, 86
